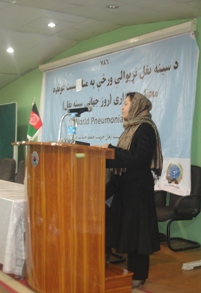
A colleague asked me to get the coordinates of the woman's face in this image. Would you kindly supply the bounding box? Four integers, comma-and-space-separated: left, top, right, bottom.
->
122, 96, 132, 120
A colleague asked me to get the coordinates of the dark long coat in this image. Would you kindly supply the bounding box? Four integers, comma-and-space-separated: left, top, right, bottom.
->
106, 122, 160, 255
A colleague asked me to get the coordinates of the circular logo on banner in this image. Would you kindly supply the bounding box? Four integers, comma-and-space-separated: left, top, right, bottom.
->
31, 151, 39, 167
166, 163, 183, 184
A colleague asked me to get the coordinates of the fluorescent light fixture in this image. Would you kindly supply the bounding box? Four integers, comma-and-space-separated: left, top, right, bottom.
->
48, 22, 56, 28
7, 47, 14, 53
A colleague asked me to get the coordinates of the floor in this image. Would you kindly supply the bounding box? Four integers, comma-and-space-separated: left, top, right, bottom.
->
0, 243, 201, 293
133, 243, 201, 293
0, 272, 34, 293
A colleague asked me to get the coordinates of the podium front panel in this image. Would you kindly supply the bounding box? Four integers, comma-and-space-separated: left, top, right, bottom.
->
24, 143, 114, 293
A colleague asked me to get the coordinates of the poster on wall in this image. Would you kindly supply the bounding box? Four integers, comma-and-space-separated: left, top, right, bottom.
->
40, 32, 199, 196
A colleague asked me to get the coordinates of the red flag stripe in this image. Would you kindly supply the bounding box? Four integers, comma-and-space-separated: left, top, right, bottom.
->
29, 111, 42, 129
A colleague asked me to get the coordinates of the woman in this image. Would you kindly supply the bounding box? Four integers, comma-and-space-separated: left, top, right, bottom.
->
102, 92, 163, 289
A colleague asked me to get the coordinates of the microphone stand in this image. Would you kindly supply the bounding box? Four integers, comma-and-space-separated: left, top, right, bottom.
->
57, 113, 69, 142
57, 112, 90, 145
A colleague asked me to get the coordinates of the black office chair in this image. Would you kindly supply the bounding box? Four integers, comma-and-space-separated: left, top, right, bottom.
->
0, 158, 16, 181
15, 160, 25, 184
155, 165, 201, 252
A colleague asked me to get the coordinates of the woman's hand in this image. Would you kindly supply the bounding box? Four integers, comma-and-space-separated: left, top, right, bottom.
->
93, 144, 109, 148
101, 144, 109, 148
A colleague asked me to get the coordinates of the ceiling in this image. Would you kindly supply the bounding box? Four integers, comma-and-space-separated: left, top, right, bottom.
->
0, 0, 200, 90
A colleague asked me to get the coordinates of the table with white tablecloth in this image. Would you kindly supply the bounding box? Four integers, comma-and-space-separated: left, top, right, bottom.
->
0, 180, 26, 276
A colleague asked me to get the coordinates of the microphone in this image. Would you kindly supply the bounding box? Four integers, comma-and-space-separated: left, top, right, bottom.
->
68, 106, 92, 116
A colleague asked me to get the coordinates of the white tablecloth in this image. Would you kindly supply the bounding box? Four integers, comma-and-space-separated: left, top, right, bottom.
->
0, 180, 26, 276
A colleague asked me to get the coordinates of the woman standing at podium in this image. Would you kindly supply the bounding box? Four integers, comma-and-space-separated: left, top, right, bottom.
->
102, 92, 163, 289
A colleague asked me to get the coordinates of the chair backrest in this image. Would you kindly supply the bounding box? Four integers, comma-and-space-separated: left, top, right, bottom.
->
0, 158, 16, 181
15, 160, 25, 184
169, 194, 179, 206
169, 165, 201, 216
154, 190, 167, 206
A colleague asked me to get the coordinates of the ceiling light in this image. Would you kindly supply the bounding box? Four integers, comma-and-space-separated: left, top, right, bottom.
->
7, 47, 14, 53
106, 5, 119, 9
48, 22, 56, 28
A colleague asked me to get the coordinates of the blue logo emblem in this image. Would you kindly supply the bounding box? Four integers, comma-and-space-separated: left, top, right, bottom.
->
166, 163, 183, 184
32, 151, 39, 167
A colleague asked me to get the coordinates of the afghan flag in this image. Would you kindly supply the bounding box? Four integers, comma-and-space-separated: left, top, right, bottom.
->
27, 102, 43, 141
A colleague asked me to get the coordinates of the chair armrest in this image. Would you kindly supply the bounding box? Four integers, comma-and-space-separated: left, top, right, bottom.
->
174, 195, 201, 217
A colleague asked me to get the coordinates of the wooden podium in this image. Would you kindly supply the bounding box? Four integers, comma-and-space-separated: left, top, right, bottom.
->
19, 142, 132, 293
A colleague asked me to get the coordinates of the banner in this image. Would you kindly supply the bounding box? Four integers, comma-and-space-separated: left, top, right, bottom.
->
40, 32, 199, 195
